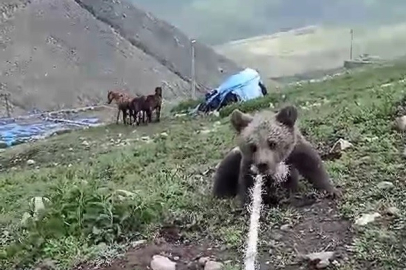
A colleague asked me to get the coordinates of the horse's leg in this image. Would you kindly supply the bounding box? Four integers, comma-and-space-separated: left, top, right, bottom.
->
156, 106, 161, 122
122, 109, 127, 125
116, 109, 120, 124
147, 109, 152, 124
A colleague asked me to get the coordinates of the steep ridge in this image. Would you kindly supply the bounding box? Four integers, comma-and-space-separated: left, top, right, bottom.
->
0, 0, 241, 117
73, 0, 242, 91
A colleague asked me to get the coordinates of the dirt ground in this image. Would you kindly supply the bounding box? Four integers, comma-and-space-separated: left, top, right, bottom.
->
72, 195, 353, 270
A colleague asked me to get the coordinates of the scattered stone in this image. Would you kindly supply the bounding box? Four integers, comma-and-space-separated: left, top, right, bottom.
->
204, 261, 223, 270
200, 129, 212, 134
403, 146, 406, 158
377, 181, 394, 190
26, 159, 35, 165
198, 257, 210, 266
160, 132, 168, 137
21, 212, 32, 226
82, 140, 89, 147
385, 206, 400, 217
173, 256, 180, 261
175, 113, 187, 118
280, 224, 291, 231
355, 212, 381, 226
131, 239, 146, 247
29, 196, 50, 220
395, 115, 406, 131
150, 255, 176, 270
303, 251, 334, 269
330, 138, 353, 152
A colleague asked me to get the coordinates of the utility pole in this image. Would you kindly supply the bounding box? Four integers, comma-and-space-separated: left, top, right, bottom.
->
350, 28, 354, 60
191, 39, 196, 99
0, 93, 11, 118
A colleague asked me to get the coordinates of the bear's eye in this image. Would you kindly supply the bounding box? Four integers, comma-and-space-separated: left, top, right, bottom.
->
267, 140, 277, 149
249, 143, 257, 152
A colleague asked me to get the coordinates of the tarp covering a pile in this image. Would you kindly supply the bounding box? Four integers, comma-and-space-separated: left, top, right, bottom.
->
0, 116, 100, 148
195, 68, 265, 113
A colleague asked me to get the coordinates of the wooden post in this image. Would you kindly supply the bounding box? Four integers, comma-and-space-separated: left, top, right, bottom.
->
0, 93, 11, 118
350, 29, 354, 60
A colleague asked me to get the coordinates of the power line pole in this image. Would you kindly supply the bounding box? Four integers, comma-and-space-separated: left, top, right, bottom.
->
191, 39, 196, 99
350, 28, 354, 60
0, 93, 11, 118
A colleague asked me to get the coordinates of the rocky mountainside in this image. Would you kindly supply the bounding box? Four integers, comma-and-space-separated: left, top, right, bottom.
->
0, 0, 240, 117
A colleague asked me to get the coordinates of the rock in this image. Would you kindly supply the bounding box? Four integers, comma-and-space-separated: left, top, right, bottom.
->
385, 206, 400, 216
26, 159, 35, 165
280, 224, 291, 231
131, 239, 146, 247
82, 140, 90, 146
0, 141, 7, 148
200, 129, 212, 134
403, 146, 406, 158
395, 115, 406, 131
150, 255, 176, 270
304, 251, 334, 269
198, 257, 210, 266
160, 132, 168, 137
330, 139, 353, 152
204, 261, 223, 270
21, 212, 32, 226
355, 212, 381, 226
377, 181, 394, 190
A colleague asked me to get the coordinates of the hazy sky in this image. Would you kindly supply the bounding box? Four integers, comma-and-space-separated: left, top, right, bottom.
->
130, 0, 406, 44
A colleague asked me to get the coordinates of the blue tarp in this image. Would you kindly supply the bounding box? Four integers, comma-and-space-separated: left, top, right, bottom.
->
195, 68, 265, 113
0, 117, 100, 147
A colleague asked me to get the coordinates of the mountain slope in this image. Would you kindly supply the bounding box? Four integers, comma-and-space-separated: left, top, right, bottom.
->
0, 0, 240, 117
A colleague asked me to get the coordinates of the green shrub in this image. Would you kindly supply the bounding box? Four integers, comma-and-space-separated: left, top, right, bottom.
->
219, 93, 282, 117
1, 179, 166, 268
170, 98, 203, 113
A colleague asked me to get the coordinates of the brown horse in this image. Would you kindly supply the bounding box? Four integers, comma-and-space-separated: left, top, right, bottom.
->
129, 95, 151, 126
145, 86, 163, 123
107, 90, 134, 125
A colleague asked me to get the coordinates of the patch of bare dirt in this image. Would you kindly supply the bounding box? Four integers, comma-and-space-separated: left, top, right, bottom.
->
74, 226, 233, 270
260, 199, 353, 269
73, 197, 356, 270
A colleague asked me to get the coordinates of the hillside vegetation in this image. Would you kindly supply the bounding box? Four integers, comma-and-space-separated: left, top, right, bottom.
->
1, 61, 405, 269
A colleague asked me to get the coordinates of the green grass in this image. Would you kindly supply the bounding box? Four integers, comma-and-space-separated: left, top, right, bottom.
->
1, 62, 406, 269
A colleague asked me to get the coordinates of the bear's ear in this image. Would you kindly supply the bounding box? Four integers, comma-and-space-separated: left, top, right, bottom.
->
275, 105, 298, 127
230, 109, 253, 133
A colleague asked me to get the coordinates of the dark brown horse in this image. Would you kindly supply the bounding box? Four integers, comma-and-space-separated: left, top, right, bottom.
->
107, 90, 134, 125
129, 95, 150, 126
145, 86, 163, 123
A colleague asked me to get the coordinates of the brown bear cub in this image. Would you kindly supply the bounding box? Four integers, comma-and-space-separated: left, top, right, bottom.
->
212, 105, 342, 208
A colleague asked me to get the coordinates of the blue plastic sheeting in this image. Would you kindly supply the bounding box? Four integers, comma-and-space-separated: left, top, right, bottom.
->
0, 117, 100, 147
200, 68, 264, 112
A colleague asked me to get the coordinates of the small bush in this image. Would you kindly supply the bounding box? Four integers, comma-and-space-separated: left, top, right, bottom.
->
170, 98, 203, 113
1, 180, 166, 269
219, 93, 283, 117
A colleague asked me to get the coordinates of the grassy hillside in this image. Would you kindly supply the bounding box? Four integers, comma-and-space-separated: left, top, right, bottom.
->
1, 62, 406, 269
215, 24, 406, 78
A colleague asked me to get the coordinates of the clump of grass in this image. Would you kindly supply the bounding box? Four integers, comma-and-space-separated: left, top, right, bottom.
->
170, 98, 203, 113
